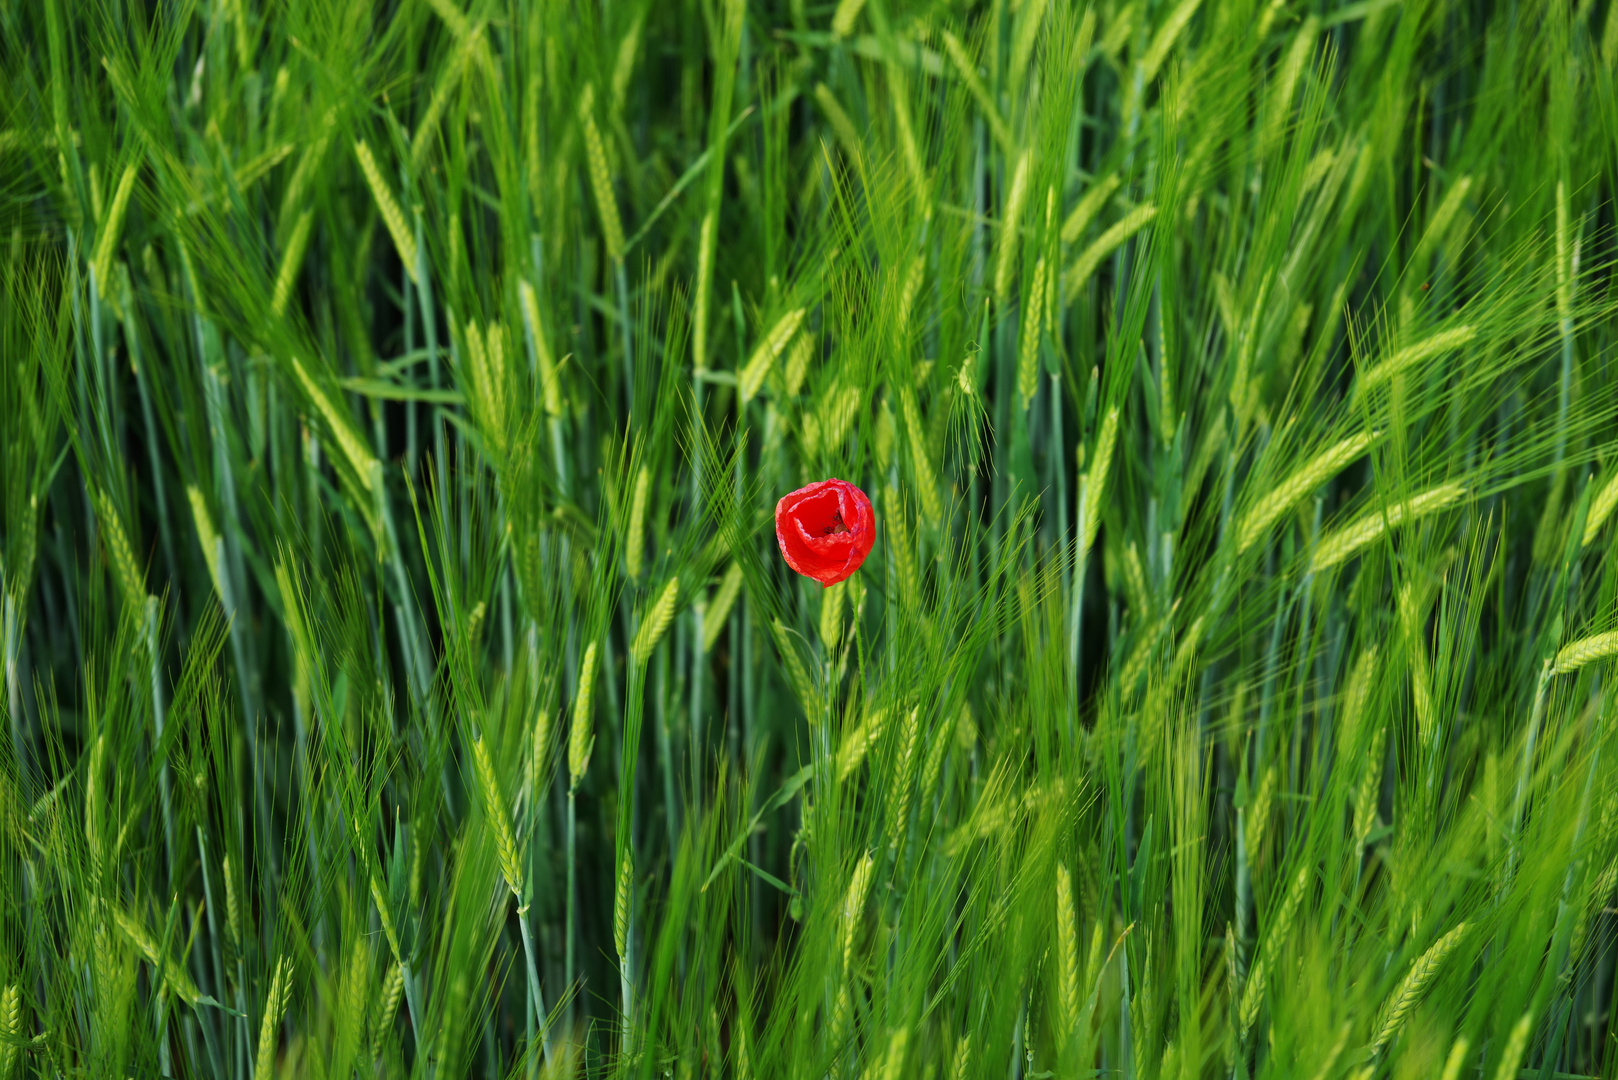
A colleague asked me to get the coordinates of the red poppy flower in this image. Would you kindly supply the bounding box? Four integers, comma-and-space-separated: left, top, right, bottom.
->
775, 479, 876, 587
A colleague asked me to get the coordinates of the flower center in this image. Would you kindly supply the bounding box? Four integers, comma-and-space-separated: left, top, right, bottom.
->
821, 511, 849, 536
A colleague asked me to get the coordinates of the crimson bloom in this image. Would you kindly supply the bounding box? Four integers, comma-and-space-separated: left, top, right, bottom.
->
774, 479, 876, 587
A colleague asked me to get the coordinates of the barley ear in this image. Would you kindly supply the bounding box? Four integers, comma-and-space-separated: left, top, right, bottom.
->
631, 577, 679, 666
819, 578, 846, 650
1369, 922, 1468, 1054
91, 161, 138, 296
1056, 863, 1080, 1029
1236, 431, 1377, 555
569, 642, 598, 789
256, 957, 291, 1080
1583, 468, 1618, 545
1018, 256, 1049, 410
950, 1033, 972, 1080
372, 960, 406, 1059
1552, 630, 1618, 676
371, 873, 402, 961
626, 466, 649, 581
0, 983, 20, 1080
1359, 325, 1475, 390
994, 152, 1032, 303
1439, 1037, 1471, 1080
1491, 1010, 1534, 1080
353, 140, 419, 283
579, 85, 625, 262
885, 707, 921, 853
739, 308, 806, 404
472, 732, 525, 900
270, 208, 314, 317
703, 563, 744, 653
841, 853, 875, 972
1080, 408, 1120, 560
614, 847, 633, 960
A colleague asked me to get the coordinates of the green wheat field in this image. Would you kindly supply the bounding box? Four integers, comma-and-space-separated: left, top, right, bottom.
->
4, 0, 1618, 1077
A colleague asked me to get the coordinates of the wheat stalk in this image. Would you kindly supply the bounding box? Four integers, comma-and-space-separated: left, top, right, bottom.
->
951, 1034, 972, 1080
1246, 765, 1275, 869
837, 705, 888, 782
1398, 581, 1436, 744
1309, 484, 1466, 572
222, 854, 241, 954
1369, 922, 1468, 1053
1237, 431, 1377, 555
770, 618, 817, 715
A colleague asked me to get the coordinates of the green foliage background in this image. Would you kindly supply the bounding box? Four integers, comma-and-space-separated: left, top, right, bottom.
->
3, 0, 1618, 1077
